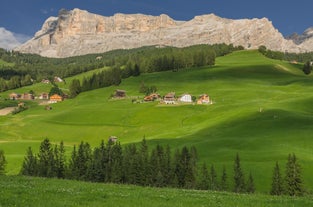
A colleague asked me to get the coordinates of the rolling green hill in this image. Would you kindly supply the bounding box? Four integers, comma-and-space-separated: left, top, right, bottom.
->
1, 175, 312, 207
1, 50, 313, 193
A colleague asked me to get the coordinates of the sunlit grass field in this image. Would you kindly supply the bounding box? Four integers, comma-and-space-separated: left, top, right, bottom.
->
1, 50, 313, 193
1, 176, 313, 207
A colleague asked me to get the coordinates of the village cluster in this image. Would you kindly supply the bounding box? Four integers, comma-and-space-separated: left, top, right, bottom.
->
7, 88, 212, 112
114, 89, 212, 105
9, 92, 65, 104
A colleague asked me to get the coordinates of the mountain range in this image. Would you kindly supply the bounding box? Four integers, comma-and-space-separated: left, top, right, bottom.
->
14, 8, 313, 58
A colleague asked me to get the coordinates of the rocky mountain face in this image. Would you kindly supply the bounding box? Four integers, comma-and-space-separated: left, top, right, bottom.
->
287, 28, 313, 52
16, 8, 310, 58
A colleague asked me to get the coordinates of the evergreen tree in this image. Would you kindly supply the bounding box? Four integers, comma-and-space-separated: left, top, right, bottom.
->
303, 61, 312, 75
132, 64, 140, 76
76, 142, 92, 181
0, 150, 7, 175
139, 138, 149, 186
209, 164, 218, 191
246, 172, 255, 193
172, 149, 183, 188
220, 166, 228, 191
122, 144, 140, 184
68, 145, 78, 179
87, 140, 106, 182
270, 161, 284, 195
285, 154, 304, 196
233, 153, 245, 193
111, 142, 123, 183
37, 138, 55, 177
163, 145, 172, 186
104, 140, 114, 182
181, 146, 196, 189
54, 141, 66, 178
69, 79, 81, 98
49, 86, 63, 96
150, 147, 161, 186
197, 163, 209, 190
20, 147, 37, 176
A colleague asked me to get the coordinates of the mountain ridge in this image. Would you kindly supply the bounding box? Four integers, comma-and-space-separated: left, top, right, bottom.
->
15, 8, 311, 58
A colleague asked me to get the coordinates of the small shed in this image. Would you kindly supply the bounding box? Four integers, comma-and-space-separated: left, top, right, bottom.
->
18, 102, 25, 108
108, 136, 118, 143
54, 76, 63, 83
114, 90, 126, 98
41, 79, 50, 84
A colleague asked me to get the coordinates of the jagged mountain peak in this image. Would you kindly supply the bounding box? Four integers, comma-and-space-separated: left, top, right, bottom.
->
15, 8, 309, 58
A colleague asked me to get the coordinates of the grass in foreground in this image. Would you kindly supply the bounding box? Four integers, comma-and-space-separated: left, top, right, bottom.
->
0, 175, 313, 207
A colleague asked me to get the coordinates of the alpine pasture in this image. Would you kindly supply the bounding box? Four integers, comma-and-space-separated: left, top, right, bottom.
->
1, 50, 313, 194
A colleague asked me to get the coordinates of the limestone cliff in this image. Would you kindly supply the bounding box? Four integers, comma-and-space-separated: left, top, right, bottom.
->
16, 8, 308, 57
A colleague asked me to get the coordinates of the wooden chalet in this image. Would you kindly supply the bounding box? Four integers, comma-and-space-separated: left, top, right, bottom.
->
164, 92, 176, 104
39, 93, 49, 100
9, 93, 21, 100
20, 93, 34, 100
114, 90, 126, 98
197, 94, 210, 104
49, 94, 63, 103
144, 93, 161, 102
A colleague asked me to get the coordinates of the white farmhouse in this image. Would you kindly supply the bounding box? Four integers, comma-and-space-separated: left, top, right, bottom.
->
179, 94, 192, 103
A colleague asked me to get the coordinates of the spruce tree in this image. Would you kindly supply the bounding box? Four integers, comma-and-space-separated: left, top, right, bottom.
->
20, 147, 37, 176
209, 164, 218, 191
0, 150, 7, 175
37, 138, 55, 177
77, 142, 92, 180
233, 153, 245, 193
246, 172, 255, 193
182, 146, 196, 189
68, 145, 78, 179
111, 142, 123, 183
163, 145, 172, 186
270, 161, 284, 195
285, 154, 304, 196
139, 138, 149, 186
89, 140, 106, 182
197, 163, 209, 190
220, 166, 228, 191
54, 141, 66, 178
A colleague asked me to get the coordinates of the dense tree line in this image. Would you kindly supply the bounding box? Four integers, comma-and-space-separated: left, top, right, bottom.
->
16, 138, 308, 196
0, 44, 241, 93
20, 138, 257, 194
258, 46, 313, 75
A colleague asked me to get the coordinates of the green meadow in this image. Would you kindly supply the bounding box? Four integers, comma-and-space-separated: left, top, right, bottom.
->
1, 50, 313, 194
1, 175, 312, 207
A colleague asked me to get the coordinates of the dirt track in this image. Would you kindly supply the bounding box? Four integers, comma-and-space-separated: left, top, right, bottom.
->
0, 107, 15, 116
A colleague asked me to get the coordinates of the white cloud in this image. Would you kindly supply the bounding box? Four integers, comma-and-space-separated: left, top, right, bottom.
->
0, 27, 31, 50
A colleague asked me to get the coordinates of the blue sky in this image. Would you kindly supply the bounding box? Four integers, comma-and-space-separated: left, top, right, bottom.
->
1, 0, 313, 38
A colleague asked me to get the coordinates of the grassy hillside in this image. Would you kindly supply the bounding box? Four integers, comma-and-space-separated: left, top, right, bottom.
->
1, 175, 312, 207
1, 50, 313, 193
